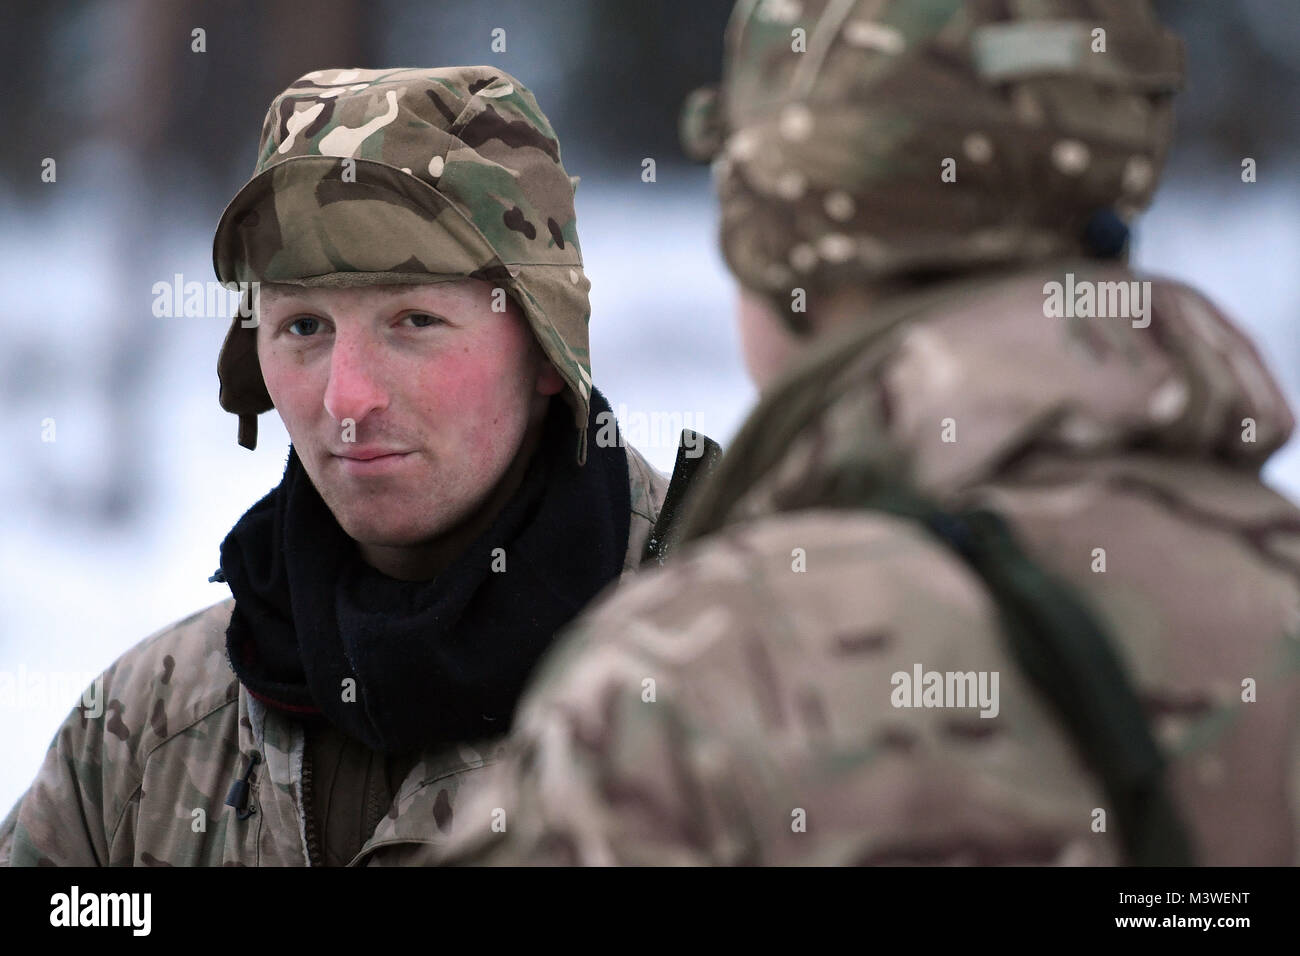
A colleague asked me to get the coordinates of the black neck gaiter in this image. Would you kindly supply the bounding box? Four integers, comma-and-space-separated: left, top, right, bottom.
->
219, 389, 631, 755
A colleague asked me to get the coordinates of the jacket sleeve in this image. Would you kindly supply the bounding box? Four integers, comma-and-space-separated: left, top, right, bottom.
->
7, 602, 246, 867
0, 792, 21, 865
7, 693, 121, 866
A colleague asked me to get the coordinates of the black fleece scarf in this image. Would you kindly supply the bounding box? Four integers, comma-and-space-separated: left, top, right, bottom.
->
219, 389, 630, 755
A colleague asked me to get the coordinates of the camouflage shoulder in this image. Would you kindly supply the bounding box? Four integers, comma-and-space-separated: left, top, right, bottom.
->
7, 599, 240, 865
93, 597, 242, 761
442, 508, 1117, 864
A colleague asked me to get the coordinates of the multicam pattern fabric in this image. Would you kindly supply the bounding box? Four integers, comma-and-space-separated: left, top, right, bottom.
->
430, 261, 1300, 865
0, 448, 668, 866
212, 66, 596, 458
680, 0, 1185, 316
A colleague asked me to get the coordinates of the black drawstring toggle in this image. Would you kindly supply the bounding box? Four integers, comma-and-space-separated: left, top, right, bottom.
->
225, 752, 261, 820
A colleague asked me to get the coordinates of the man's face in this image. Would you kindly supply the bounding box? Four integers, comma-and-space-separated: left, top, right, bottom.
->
736, 286, 800, 389
256, 278, 564, 548
736, 283, 877, 388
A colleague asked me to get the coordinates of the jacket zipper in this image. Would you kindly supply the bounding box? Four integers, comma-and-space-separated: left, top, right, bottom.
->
300, 745, 324, 867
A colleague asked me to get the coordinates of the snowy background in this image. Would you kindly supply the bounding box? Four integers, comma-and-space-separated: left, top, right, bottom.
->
1, 0, 1297, 820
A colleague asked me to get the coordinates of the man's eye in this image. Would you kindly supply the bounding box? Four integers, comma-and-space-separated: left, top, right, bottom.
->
287, 316, 321, 336
403, 312, 445, 328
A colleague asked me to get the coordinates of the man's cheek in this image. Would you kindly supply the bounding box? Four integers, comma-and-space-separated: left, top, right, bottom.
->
262, 354, 315, 410
273, 383, 321, 438
418, 356, 510, 421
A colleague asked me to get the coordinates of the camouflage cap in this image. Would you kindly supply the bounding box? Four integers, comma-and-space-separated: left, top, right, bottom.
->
681, 0, 1185, 321
213, 66, 594, 461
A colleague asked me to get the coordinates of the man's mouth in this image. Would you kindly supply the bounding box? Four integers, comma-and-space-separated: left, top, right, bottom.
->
333, 445, 411, 461
330, 447, 415, 475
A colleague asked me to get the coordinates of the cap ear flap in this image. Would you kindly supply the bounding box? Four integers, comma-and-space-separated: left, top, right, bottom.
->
217, 288, 273, 450
679, 85, 724, 163
237, 414, 259, 450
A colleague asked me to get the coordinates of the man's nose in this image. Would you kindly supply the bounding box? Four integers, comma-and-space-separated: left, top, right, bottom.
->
322, 333, 389, 426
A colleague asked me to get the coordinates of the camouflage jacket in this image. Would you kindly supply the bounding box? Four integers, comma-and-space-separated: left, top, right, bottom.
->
435, 262, 1300, 865
0, 444, 668, 866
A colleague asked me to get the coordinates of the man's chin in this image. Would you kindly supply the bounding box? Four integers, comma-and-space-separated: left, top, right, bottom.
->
318, 475, 500, 557
315, 482, 460, 548
339, 519, 450, 550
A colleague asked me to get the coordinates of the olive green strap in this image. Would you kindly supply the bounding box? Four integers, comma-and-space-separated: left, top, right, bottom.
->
851, 487, 1195, 866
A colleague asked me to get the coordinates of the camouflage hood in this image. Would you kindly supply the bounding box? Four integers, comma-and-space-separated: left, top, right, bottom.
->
680, 0, 1185, 319
213, 66, 595, 460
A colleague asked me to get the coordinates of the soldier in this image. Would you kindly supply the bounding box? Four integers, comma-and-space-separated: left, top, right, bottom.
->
435, 0, 1300, 865
0, 66, 681, 866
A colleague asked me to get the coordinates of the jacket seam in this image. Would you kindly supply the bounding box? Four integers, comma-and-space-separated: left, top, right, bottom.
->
348, 757, 501, 865
351, 834, 445, 859
106, 696, 240, 854
411, 757, 496, 791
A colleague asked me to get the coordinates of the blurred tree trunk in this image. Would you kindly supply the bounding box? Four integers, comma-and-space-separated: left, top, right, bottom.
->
87, 0, 369, 521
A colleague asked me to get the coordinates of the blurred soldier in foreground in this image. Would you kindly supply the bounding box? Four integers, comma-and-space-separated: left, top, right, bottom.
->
437, 0, 1300, 865
0, 67, 674, 866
